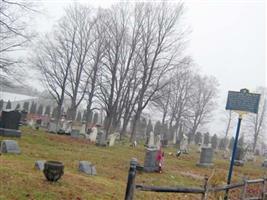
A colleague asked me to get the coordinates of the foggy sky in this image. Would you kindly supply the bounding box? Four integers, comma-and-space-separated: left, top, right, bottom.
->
30, 0, 266, 136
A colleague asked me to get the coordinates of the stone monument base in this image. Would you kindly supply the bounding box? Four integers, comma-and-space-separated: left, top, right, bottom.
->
196, 163, 214, 168
0, 128, 21, 137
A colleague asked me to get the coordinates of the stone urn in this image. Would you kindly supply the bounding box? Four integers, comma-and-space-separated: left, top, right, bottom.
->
43, 161, 64, 182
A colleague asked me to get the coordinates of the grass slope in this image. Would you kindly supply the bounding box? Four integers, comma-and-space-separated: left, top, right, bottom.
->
0, 127, 266, 200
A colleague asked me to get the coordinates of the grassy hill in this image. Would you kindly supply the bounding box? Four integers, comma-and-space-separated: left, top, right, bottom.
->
0, 127, 266, 200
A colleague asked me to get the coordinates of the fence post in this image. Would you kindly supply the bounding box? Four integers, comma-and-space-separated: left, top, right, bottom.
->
240, 176, 247, 200
125, 158, 138, 200
202, 175, 209, 200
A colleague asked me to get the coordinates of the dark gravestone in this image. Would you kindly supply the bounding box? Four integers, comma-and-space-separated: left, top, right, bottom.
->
1, 110, 21, 129
0, 140, 21, 154
161, 139, 168, 147
234, 146, 245, 166
144, 147, 159, 172
43, 161, 64, 182
197, 147, 214, 167
78, 161, 97, 175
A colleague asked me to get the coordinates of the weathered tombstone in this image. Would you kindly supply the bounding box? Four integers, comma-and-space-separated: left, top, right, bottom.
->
197, 147, 214, 167
180, 135, 188, 153
48, 122, 58, 133
262, 159, 267, 168
234, 146, 245, 166
28, 119, 35, 129
0, 140, 21, 154
70, 129, 80, 138
35, 160, 46, 170
144, 147, 159, 172
147, 131, 155, 147
78, 161, 97, 175
161, 139, 168, 148
96, 131, 107, 146
108, 132, 119, 147
80, 122, 86, 135
89, 127, 98, 142
65, 121, 72, 135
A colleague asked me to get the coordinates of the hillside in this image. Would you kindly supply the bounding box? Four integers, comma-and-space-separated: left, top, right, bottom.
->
0, 127, 266, 200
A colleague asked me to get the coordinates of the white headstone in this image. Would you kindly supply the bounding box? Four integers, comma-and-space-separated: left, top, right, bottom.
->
65, 121, 72, 134
148, 131, 155, 147
80, 123, 86, 135
108, 133, 119, 147
35, 160, 46, 170
28, 119, 35, 129
180, 135, 188, 153
89, 127, 98, 142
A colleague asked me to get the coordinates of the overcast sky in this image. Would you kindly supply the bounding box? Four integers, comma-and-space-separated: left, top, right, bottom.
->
30, 0, 266, 135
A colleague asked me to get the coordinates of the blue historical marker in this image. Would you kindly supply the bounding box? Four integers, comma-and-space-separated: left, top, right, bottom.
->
224, 88, 260, 200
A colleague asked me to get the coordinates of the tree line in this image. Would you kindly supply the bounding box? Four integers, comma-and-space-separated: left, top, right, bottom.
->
31, 2, 218, 141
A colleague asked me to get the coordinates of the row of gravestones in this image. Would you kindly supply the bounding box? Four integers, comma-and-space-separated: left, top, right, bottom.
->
35, 160, 97, 176
143, 145, 267, 172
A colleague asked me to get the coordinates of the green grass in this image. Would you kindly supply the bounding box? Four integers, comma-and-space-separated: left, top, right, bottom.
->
0, 127, 266, 200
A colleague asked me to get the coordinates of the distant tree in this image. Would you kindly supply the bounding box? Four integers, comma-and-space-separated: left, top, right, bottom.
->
6, 100, 11, 109
76, 111, 82, 122
37, 104, 43, 115
203, 132, 210, 145
93, 112, 99, 124
23, 101, 30, 111
15, 103, 21, 110
44, 105, 51, 116
30, 102, 37, 114
0, 100, 4, 110
146, 119, 154, 136
194, 132, 202, 145
228, 137, 235, 150
154, 121, 162, 136
211, 134, 218, 149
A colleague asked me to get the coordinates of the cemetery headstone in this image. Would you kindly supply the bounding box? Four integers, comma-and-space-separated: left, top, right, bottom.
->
147, 131, 155, 147
78, 161, 97, 175
65, 121, 72, 135
80, 123, 86, 135
28, 119, 35, 129
144, 146, 159, 172
197, 147, 214, 167
70, 129, 80, 138
35, 160, 46, 171
0, 110, 21, 137
108, 132, 119, 147
180, 135, 188, 153
96, 131, 107, 146
43, 161, 64, 182
89, 127, 98, 142
0, 140, 21, 154
48, 122, 58, 133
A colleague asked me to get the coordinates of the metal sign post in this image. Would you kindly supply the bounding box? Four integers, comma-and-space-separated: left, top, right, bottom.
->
224, 89, 260, 200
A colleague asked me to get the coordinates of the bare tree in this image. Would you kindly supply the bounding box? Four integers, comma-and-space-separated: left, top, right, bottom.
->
63, 5, 96, 120
130, 2, 186, 141
244, 87, 267, 152
0, 0, 36, 85
34, 10, 77, 122
186, 75, 218, 142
